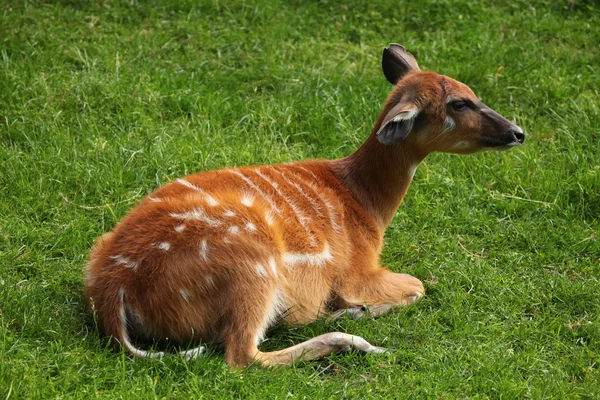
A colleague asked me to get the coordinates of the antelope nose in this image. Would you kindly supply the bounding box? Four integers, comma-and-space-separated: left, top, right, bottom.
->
508, 127, 525, 145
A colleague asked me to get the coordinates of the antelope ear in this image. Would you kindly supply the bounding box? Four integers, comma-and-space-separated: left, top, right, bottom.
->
382, 44, 421, 85
375, 103, 420, 145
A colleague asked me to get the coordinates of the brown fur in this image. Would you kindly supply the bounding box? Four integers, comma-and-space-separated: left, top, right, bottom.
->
84, 44, 523, 367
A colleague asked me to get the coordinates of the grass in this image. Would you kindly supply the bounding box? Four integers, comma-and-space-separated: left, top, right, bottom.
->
0, 0, 598, 398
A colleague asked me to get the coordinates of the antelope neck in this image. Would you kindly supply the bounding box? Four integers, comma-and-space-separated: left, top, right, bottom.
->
333, 133, 425, 230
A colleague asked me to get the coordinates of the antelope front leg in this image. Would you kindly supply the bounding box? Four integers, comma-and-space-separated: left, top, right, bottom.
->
335, 268, 425, 318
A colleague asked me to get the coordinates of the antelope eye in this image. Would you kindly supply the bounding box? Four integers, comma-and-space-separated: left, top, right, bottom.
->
451, 101, 469, 111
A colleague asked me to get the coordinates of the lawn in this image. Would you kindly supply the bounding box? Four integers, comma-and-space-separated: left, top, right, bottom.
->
1, 0, 599, 398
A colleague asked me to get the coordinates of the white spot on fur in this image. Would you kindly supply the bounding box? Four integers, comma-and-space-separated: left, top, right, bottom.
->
245, 222, 256, 232
268, 257, 278, 278
174, 224, 185, 233
205, 196, 219, 207
170, 208, 221, 227
204, 275, 214, 288
228, 225, 240, 235
148, 196, 161, 202
109, 255, 139, 271
223, 210, 236, 217
444, 116, 456, 132
255, 263, 267, 278
283, 242, 333, 267
157, 242, 171, 251
199, 239, 210, 262
241, 192, 255, 207
180, 289, 190, 302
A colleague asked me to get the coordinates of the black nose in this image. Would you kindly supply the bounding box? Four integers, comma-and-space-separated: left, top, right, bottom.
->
508, 129, 525, 144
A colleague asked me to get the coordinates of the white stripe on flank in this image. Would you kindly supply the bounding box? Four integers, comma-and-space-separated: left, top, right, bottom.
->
176, 178, 219, 206
170, 208, 222, 227
109, 255, 139, 271
304, 181, 342, 234
298, 166, 318, 181
157, 242, 171, 251
283, 242, 333, 267
255, 263, 267, 278
272, 167, 325, 217
255, 168, 317, 246
199, 239, 210, 262
231, 170, 282, 216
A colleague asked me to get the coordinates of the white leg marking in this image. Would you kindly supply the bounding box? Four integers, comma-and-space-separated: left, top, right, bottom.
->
227, 225, 240, 235
174, 224, 186, 233
255, 168, 317, 246
170, 208, 222, 227
109, 255, 139, 271
176, 178, 219, 206
245, 221, 256, 232
255, 289, 287, 345
409, 163, 419, 180
199, 239, 210, 262
180, 288, 190, 302
283, 242, 333, 267
255, 263, 268, 278
230, 170, 283, 216
157, 242, 171, 251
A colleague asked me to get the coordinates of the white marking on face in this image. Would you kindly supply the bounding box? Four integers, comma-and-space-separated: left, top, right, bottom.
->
227, 225, 240, 235
255, 168, 316, 246
283, 242, 333, 267
453, 140, 470, 149
443, 116, 456, 132
109, 254, 139, 271
245, 222, 256, 232
268, 257, 278, 278
445, 96, 458, 104
255, 263, 267, 278
180, 289, 190, 302
157, 242, 171, 251
199, 239, 210, 262
170, 208, 221, 227
223, 210, 236, 217
231, 170, 283, 216
176, 178, 219, 206
174, 224, 186, 233
241, 192, 255, 207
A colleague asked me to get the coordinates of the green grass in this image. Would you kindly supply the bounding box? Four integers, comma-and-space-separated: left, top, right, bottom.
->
1, 0, 598, 398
